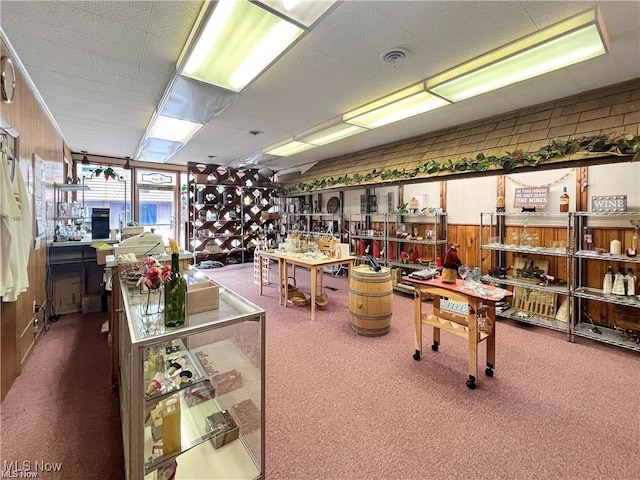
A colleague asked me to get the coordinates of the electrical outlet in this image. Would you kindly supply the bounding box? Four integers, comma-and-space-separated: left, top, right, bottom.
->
33, 300, 37, 314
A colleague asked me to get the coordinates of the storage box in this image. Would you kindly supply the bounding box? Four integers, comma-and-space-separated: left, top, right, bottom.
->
96, 247, 114, 265
187, 280, 220, 314
205, 410, 239, 449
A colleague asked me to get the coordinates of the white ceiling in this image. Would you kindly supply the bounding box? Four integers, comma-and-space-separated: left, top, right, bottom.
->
1, 1, 639, 175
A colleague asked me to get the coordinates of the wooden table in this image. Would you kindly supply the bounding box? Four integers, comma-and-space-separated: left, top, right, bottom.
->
404, 277, 512, 389
259, 251, 355, 321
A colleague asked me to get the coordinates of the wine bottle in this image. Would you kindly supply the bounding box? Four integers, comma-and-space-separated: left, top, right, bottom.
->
164, 252, 186, 328
602, 266, 613, 295
367, 255, 382, 272
583, 226, 593, 251
611, 267, 626, 296
559, 187, 569, 213
625, 268, 636, 296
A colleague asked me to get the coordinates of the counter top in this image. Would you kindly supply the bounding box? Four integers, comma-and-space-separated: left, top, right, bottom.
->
105, 251, 193, 268
49, 238, 118, 248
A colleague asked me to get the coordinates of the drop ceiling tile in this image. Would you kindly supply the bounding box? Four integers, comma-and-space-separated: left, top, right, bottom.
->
93, 17, 146, 65
67, 1, 153, 31
27, 66, 98, 96
147, 1, 204, 38
134, 69, 173, 97
97, 83, 159, 107
140, 32, 184, 74
523, 1, 597, 29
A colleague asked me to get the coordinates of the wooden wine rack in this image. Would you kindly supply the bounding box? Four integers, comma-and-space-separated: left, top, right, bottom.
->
187, 163, 281, 265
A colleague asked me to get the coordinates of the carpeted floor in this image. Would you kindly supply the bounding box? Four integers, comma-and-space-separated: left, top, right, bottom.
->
0, 312, 124, 480
2, 262, 638, 480
205, 263, 639, 480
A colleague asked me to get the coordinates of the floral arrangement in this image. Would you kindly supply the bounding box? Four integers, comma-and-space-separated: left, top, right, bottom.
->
137, 256, 171, 290
91, 166, 120, 180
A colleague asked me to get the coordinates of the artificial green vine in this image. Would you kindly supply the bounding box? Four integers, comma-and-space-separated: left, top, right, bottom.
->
284, 133, 640, 194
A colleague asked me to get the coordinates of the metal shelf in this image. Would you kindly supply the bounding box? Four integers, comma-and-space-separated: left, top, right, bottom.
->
572, 323, 640, 352
393, 283, 415, 294
574, 287, 640, 308
482, 275, 570, 295
575, 250, 640, 264
497, 307, 569, 333
391, 237, 447, 246
389, 261, 434, 271
481, 243, 572, 257
481, 211, 571, 218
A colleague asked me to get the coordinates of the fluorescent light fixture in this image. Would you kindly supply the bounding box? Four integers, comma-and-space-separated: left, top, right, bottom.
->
265, 140, 316, 157
137, 137, 184, 163
343, 83, 450, 129
427, 9, 607, 102
297, 119, 368, 146
257, 0, 338, 27
148, 114, 203, 143
180, 0, 304, 92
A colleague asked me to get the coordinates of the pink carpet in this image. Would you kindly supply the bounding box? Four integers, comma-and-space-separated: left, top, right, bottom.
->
204, 263, 639, 480
2, 263, 638, 479
0, 312, 124, 479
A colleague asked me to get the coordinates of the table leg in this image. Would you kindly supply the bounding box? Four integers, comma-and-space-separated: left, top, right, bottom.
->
283, 261, 288, 308
310, 266, 317, 321
467, 297, 479, 389
413, 289, 423, 360
259, 253, 264, 296
486, 305, 496, 376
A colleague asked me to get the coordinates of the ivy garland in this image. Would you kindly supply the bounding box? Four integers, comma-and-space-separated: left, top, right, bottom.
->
283, 133, 640, 195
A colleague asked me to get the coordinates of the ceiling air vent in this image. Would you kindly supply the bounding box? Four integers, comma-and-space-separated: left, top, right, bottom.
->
380, 48, 409, 64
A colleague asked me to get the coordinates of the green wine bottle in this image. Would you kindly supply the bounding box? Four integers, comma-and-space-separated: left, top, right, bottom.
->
164, 253, 186, 327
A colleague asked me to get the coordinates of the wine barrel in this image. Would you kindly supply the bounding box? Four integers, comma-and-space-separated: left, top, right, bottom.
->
349, 265, 393, 336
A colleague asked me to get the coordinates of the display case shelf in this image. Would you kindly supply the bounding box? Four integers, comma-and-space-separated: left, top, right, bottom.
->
144, 387, 230, 474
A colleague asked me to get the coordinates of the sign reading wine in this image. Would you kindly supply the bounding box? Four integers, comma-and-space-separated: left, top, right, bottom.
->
591, 195, 627, 212
513, 187, 549, 208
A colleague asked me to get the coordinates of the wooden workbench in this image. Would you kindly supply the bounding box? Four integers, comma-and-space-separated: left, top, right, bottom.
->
404, 276, 511, 389
259, 250, 355, 321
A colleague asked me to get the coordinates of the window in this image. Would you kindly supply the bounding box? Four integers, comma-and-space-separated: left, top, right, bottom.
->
75, 164, 132, 232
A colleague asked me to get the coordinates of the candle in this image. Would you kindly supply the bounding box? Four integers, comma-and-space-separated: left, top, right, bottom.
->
610, 239, 622, 255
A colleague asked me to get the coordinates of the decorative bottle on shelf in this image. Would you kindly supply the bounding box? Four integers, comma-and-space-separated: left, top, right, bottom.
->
164, 239, 186, 328
602, 266, 613, 294
583, 226, 593, 251
625, 268, 636, 296
559, 187, 569, 212
611, 267, 626, 296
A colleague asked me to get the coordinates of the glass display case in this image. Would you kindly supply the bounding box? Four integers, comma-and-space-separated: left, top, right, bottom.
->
117, 276, 265, 480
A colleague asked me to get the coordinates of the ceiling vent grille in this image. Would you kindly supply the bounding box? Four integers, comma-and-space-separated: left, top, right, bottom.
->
381, 48, 409, 64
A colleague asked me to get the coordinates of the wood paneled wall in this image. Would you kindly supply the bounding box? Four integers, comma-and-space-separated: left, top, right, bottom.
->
1, 40, 66, 401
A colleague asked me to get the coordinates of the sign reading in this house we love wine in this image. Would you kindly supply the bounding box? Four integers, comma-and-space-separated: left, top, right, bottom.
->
513, 187, 549, 208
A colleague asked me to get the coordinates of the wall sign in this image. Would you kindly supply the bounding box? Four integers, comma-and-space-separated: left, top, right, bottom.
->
591, 195, 627, 212
514, 187, 549, 208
